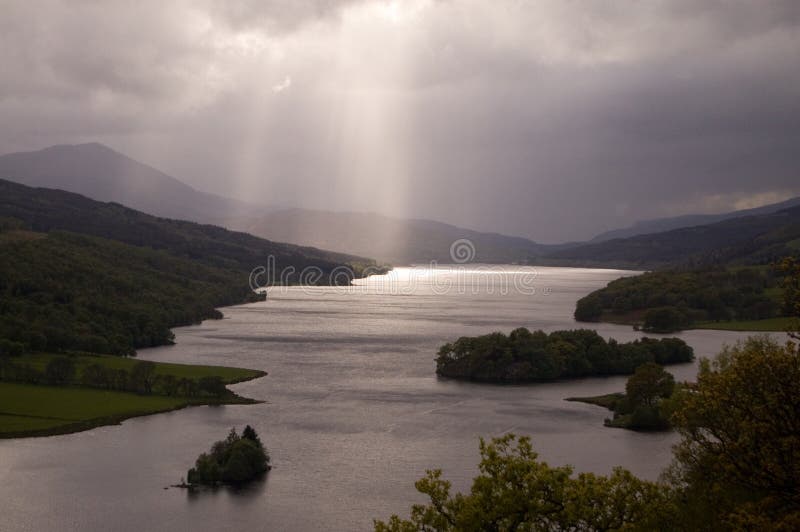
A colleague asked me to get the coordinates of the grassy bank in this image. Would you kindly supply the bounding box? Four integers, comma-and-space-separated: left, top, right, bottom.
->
593, 312, 792, 332
21, 352, 265, 384
692, 317, 796, 332
0, 354, 266, 439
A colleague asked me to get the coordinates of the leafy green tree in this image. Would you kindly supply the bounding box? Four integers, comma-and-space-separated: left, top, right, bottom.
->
375, 434, 673, 531
187, 427, 270, 486
0, 339, 24, 357
129, 361, 157, 394
642, 307, 689, 333
668, 336, 800, 529
625, 362, 675, 408
780, 256, 800, 338
44, 356, 75, 385
198, 376, 226, 397
81, 363, 110, 388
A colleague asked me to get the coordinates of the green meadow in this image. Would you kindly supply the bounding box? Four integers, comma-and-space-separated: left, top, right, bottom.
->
0, 354, 266, 438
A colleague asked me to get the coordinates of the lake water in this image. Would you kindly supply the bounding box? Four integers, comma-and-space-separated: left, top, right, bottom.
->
0, 266, 762, 531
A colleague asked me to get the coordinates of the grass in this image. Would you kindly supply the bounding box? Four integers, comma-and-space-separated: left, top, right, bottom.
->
692, 317, 796, 332
598, 312, 794, 332
0, 382, 190, 438
22, 352, 264, 384
0, 354, 267, 439
565, 392, 625, 410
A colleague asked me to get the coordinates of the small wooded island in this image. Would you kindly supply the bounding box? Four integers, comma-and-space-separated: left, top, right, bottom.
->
436, 328, 693, 383
186, 426, 271, 486
567, 362, 680, 431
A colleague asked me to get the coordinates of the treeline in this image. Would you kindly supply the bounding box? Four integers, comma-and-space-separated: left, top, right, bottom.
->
0, 356, 228, 398
436, 328, 693, 383
574, 266, 782, 332
0, 231, 258, 356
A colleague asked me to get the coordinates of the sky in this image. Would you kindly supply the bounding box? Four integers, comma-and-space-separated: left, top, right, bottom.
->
1, 0, 799, 243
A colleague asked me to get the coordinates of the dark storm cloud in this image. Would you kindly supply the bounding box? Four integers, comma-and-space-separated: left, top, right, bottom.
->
0, 0, 798, 242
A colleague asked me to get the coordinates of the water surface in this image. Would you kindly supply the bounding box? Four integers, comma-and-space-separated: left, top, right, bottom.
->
0, 266, 760, 531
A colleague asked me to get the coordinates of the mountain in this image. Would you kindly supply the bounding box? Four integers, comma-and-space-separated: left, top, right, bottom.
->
225, 209, 572, 265
0, 178, 374, 279
590, 196, 800, 242
0, 143, 573, 264
545, 205, 800, 269
0, 143, 267, 223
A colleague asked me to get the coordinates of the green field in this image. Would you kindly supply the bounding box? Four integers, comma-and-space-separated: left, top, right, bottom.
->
0, 382, 190, 438
20, 352, 265, 384
0, 354, 266, 438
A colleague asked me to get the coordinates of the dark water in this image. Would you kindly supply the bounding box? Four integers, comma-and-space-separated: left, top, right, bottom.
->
0, 266, 761, 531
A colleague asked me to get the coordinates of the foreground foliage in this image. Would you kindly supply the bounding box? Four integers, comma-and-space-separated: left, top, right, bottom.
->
436, 328, 693, 383
187, 426, 270, 485
375, 434, 673, 531
387, 335, 800, 530
667, 336, 800, 529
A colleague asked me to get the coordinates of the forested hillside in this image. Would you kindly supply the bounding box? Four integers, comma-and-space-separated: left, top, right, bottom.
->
0, 179, 374, 277
0, 181, 379, 356
574, 266, 786, 332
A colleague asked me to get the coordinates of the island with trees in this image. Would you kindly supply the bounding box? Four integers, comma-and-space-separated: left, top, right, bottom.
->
567, 362, 681, 431
435, 328, 693, 383
186, 426, 271, 486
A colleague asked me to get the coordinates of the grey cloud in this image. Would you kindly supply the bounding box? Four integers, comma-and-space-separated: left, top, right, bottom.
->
0, 0, 799, 242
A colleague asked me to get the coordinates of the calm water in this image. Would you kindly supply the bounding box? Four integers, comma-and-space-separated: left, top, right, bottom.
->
0, 266, 761, 531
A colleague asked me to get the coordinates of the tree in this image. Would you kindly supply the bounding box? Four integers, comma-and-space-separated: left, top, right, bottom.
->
81, 363, 109, 388
643, 307, 689, 333
129, 361, 157, 394
780, 256, 800, 339
186, 426, 270, 486
375, 434, 673, 531
668, 336, 800, 529
44, 356, 76, 385
198, 375, 226, 397
625, 362, 675, 408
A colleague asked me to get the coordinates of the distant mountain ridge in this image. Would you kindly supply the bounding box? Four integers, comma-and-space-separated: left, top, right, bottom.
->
590, 196, 800, 242
0, 143, 267, 223
546, 205, 800, 269
225, 209, 572, 265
